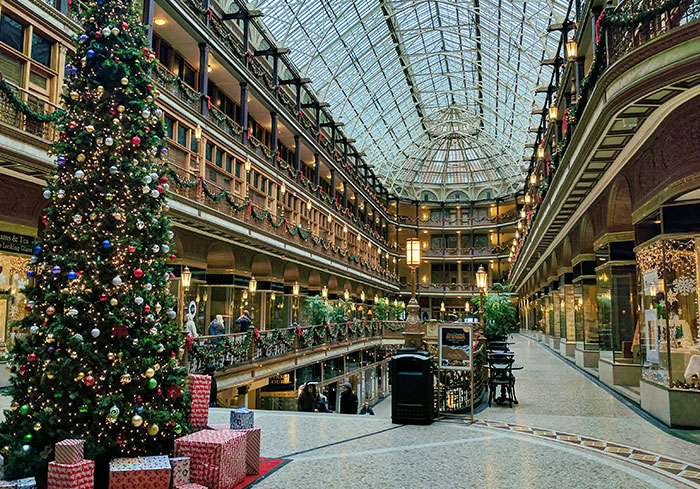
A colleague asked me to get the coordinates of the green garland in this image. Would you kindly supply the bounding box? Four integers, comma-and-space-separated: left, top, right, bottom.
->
0, 78, 66, 123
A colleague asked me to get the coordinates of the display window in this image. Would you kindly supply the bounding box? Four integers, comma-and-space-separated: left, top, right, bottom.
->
636, 237, 699, 390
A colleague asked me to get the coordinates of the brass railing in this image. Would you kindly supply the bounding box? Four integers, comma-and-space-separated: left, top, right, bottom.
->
187, 320, 405, 372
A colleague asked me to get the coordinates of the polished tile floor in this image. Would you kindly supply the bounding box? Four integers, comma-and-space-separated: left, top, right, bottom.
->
209, 334, 700, 489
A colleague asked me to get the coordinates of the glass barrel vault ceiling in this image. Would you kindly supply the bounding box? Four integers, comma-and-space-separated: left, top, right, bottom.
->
254, 0, 569, 200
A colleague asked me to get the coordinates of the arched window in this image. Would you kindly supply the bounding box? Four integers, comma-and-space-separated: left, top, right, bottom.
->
447, 191, 468, 202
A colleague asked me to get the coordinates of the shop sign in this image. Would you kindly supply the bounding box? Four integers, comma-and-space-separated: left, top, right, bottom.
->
269, 374, 291, 385
438, 324, 473, 370
0, 231, 33, 256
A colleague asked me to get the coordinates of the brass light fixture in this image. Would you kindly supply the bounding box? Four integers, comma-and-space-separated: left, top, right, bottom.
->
321, 285, 328, 299
292, 281, 300, 297
549, 103, 558, 121
244, 158, 251, 172
344, 289, 350, 301
181, 266, 192, 289
248, 276, 257, 294
194, 125, 202, 141
566, 39, 578, 61
475, 265, 488, 290
537, 145, 545, 160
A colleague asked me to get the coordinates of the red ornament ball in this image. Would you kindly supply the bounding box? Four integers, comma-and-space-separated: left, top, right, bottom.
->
146, 84, 153, 91
135, 395, 142, 403
144, 305, 151, 313
69, 121, 77, 129
94, 31, 101, 39
83, 375, 95, 386
170, 254, 176, 261
25, 305, 32, 312
131, 136, 141, 146
128, 245, 136, 253
28, 353, 36, 362
121, 22, 128, 30
99, 293, 107, 302
156, 185, 163, 194
114, 57, 120, 62
41, 215, 48, 223
109, 108, 116, 115
156, 388, 162, 396
133, 268, 143, 278
46, 306, 55, 315
159, 176, 168, 184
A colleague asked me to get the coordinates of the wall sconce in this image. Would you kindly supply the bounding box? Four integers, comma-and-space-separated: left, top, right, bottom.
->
322, 285, 328, 299
181, 266, 192, 289
549, 104, 558, 121
293, 281, 300, 297
244, 158, 251, 172
566, 39, 578, 61
248, 276, 257, 294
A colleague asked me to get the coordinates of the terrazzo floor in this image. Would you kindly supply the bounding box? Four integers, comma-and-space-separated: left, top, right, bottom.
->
208, 334, 700, 489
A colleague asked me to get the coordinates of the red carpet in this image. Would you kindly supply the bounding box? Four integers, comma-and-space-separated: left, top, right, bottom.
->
234, 458, 290, 488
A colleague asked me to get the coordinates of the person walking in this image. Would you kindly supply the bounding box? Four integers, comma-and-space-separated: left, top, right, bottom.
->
208, 314, 225, 343
235, 310, 252, 333
297, 383, 319, 412
339, 382, 358, 414
184, 313, 198, 338
359, 401, 375, 415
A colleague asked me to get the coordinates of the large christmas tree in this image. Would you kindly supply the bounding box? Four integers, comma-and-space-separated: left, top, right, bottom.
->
0, 0, 190, 481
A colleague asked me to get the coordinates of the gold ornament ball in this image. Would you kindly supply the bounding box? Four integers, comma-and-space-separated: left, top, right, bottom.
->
10, 401, 18, 411
107, 352, 115, 360
46, 373, 54, 380
117, 105, 125, 113
70, 91, 79, 100
131, 414, 143, 427
145, 368, 155, 378
97, 85, 104, 92
111, 27, 119, 35
1, 446, 9, 456
33, 423, 41, 431
76, 372, 85, 381
85, 125, 94, 133
154, 364, 161, 371
120, 77, 129, 86
85, 288, 93, 294
153, 90, 161, 99
70, 351, 78, 359
46, 334, 55, 343
76, 154, 86, 163
110, 298, 118, 306
145, 95, 153, 103
89, 16, 95, 22
147, 424, 159, 436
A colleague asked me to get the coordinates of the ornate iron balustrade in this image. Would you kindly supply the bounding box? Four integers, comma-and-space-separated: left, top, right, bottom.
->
0, 81, 58, 141
186, 320, 404, 373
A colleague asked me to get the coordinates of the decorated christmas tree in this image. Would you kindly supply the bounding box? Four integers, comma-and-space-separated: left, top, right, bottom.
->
0, 0, 190, 481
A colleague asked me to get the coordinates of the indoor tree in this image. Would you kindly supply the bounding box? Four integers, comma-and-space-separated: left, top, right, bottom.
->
0, 0, 190, 482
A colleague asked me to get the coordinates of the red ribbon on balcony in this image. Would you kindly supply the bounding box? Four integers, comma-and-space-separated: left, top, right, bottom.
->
247, 199, 252, 214
595, 10, 604, 44
296, 325, 302, 337
254, 328, 260, 340
207, 8, 213, 20
205, 95, 211, 109
185, 336, 193, 351
199, 175, 203, 192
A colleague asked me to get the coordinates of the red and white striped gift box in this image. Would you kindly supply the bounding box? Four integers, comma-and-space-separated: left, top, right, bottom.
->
47, 460, 94, 489
174, 484, 207, 489
174, 429, 246, 489
108, 456, 171, 489
185, 374, 211, 430
54, 440, 84, 465
239, 428, 261, 475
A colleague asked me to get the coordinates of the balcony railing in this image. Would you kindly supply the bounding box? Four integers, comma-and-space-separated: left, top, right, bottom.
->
152, 62, 202, 114
422, 246, 509, 257
0, 80, 59, 142
187, 319, 405, 372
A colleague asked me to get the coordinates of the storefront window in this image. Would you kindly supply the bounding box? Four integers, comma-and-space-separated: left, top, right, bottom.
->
637, 238, 699, 390
0, 253, 30, 344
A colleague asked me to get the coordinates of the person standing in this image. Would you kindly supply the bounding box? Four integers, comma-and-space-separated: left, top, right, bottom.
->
184, 313, 198, 338
339, 382, 358, 414
208, 314, 225, 343
359, 401, 375, 415
235, 310, 252, 333
297, 383, 319, 412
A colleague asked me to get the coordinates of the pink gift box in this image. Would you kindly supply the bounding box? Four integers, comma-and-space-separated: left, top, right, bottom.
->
239, 428, 261, 475
175, 429, 246, 489
54, 440, 84, 465
47, 460, 94, 489
169, 456, 190, 486
186, 374, 211, 430
108, 455, 170, 489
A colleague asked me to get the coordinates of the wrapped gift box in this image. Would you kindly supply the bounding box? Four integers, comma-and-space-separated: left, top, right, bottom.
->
54, 440, 84, 465
186, 374, 211, 430
108, 455, 171, 489
169, 456, 190, 486
174, 484, 208, 489
47, 460, 94, 489
0, 482, 16, 488
239, 428, 261, 475
206, 424, 229, 431
175, 429, 246, 489
230, 408, 253, 430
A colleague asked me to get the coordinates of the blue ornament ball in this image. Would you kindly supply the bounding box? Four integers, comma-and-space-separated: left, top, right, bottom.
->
51, 265, 61, 275
102, 240, 111, 249
26, 270, 35, 279
33, 245, 42, 255
67, 270, 77, 280
86, 49, 95, 59
57, 155, 66, 166
79, 34, 88, 43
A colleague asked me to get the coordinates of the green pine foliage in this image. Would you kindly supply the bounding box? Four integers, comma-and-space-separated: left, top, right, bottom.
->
0, 0, 190, 481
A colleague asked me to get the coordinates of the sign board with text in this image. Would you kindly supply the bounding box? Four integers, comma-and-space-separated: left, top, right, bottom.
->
0, 231, 33, 256
438, 324, 473, 371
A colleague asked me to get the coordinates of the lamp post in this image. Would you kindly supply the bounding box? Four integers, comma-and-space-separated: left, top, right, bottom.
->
403, 237, 424, 348
476, 265, 488, 334
249, 275, 257, 325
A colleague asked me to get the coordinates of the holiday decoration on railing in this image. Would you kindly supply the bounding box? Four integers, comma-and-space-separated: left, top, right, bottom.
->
0, 0, 192, 483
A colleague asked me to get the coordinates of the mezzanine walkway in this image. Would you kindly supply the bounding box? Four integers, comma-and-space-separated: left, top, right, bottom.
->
209, 334, 700, 488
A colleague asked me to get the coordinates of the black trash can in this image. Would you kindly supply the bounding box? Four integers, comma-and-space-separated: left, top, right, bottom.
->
390, 347, 434, 424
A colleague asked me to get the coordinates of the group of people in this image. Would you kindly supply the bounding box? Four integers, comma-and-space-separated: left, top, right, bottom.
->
297, 382, 375, 415
183, 311, 252, 338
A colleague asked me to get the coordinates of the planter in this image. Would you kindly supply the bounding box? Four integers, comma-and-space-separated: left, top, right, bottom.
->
640, 378, 700, 428
560, 339, 576, 357
598, 357, 641, 387
575, 347, 599, 368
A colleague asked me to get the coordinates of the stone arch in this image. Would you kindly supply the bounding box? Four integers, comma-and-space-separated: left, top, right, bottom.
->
578, 214, 595, 254
283, 263, 299, 284
607, 176, 634, 233
251, 254, 272, 278
327, 276, 338, 294
560, 236, 573, 268
206, 242, 235, 271
550, 253, 559, 278
355, 283, 364, 297
342, 280, 353, 297
308, 270, 321, 290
